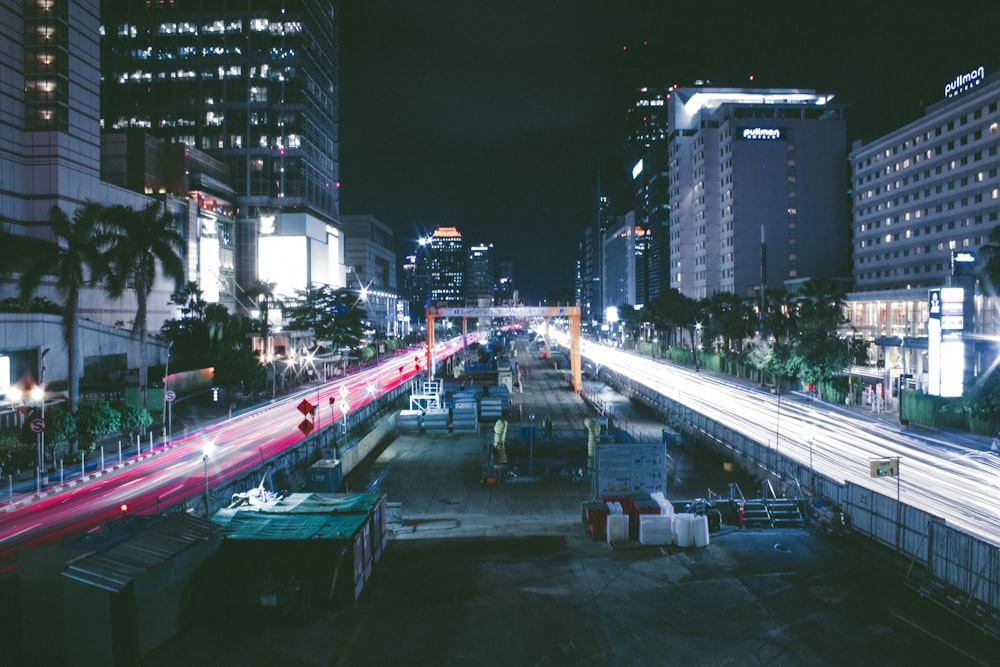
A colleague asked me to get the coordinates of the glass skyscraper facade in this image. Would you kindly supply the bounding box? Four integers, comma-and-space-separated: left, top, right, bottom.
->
100, 0, 340, 293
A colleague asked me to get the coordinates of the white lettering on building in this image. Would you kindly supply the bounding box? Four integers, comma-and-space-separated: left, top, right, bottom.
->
741, 127, 781, 140
944, 66, 986, 99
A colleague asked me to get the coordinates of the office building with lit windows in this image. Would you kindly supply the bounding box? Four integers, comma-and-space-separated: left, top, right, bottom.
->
100, 0, 343, 301
845, 66, 1000, 398
602, 212, 637, 310
421, 226, 465, 308
1, 0, 178, 399
341, 214, 408, 338
850, 66, 1000, 292
666, 86, 849, 300
465, 242, 494, 307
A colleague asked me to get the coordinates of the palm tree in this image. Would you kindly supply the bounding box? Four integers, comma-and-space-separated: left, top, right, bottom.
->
0, 203, 106, 416
101, 202, 185, 407
245, 280, 281, 354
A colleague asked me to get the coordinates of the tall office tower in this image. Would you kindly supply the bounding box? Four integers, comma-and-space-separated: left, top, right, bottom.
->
495, 259, 516, 306
626, 87, 670, 149
401, 252, 423, 325
100, 1, 342, 301
422, 226, 464, 307
464, 242, 494, 307
577, 225, 601, 322
602, 212, 637, 313
666, 86, 849, 300
626, 87, 672, 305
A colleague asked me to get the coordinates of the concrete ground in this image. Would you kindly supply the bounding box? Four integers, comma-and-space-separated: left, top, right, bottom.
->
144, 341, 1000, 667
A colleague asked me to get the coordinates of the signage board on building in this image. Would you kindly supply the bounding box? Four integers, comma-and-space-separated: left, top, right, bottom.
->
939, 287, 964, 332
944, 66, 986, 99
740, 127, 782, 140
927, 287, 965, 398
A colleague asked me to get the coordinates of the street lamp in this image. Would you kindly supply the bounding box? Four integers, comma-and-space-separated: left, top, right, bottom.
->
202, 440, 215, 518
163, 340, 173, 445
529, 413, 535, 473
30, 384, 44, 493
806, 422, 816, 491
693, 322, 703, 370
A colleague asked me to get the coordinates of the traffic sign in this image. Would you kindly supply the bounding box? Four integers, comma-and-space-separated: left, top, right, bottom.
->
29, 417, 46, 433
165, 390, 176, 403
297, 399, 314, 416
298, 419, 314, 436
870, 457, 899, 478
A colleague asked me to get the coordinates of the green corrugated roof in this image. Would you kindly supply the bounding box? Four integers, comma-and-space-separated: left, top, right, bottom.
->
231, 492, 381, 515
213, 511, 367, 541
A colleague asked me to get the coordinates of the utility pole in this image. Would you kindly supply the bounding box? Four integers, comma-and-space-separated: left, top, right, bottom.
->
759, 225, 767, 339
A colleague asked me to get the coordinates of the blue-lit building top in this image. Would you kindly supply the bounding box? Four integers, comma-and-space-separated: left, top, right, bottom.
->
666, 86, 849, 300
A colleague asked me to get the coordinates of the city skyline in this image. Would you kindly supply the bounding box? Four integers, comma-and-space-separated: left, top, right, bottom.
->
338, 1, 1000, 302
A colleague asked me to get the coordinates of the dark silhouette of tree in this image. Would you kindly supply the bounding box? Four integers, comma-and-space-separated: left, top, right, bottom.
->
0, 203, 107, 416
789, 278, 851, 388
978, 224, 1000, 296
645, 289, 696, 347
285, 285, 367, 350
101, 202, 185, 407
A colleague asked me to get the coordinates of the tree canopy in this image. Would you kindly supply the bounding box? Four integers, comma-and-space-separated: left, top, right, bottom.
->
284, 285, 368, 350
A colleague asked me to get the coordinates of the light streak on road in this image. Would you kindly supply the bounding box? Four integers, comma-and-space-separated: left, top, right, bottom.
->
0, 336, 472, 579
572, 337, 1000, 547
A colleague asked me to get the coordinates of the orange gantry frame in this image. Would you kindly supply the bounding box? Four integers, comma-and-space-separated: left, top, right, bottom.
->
425, 305, 582, 393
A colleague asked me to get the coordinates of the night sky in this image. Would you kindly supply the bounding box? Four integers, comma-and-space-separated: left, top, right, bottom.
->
338, 1, 1000, 303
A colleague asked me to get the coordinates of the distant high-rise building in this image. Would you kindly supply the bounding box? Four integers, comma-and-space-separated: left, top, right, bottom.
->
100, 0, 343, 302
401, 252, 422, 324
465, 243, 494, 307
423, 226, 464, 307
626, 87, 670, 149
341, 215, 397, 292
666, 86, 849, 299
341, 215, 407, 338
495, 259, 517, 306
603, 212, 637, 311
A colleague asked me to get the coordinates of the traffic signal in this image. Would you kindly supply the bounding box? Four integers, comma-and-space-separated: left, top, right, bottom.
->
120, 503, 128, 515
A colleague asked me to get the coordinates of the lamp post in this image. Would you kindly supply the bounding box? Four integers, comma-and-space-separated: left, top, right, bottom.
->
30, 384, 44, 493
529, 413, 535, 474
35, 347, 49, 494
202, 440, 215, 518
693, 322, 702, 370
163, 340, 173, 445
806, 422, 816, 491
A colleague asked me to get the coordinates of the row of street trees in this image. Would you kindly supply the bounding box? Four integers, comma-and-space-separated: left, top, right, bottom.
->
158, 282, 373, 402
613, 278, 859, 393
1, 202, 381, 464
